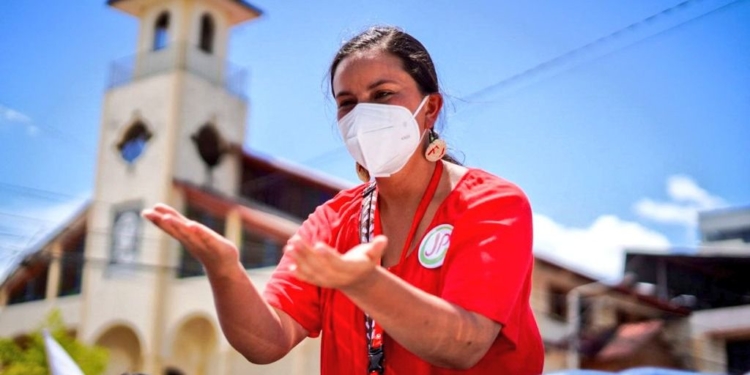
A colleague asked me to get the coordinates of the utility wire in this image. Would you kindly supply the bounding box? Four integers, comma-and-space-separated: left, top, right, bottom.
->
0, 181, 85, 202
455, 0, 745, 111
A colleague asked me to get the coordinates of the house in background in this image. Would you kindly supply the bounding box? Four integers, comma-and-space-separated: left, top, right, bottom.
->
625, 206, 750, 374
532, 255, 692, 373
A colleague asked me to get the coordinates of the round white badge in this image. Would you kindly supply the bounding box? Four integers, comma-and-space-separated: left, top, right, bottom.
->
418, 224, 453, 269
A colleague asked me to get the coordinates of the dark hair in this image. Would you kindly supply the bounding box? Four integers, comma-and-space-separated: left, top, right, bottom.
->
329, 26, 461, 164
330, 26, 438, 96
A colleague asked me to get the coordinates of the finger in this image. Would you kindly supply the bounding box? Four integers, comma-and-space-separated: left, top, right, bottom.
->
287, 236, 316, 263
153, 204, 188, 222
288, 235, 313, 251
286, 249, 319, 285
190, 220, 232, 250
312, 241, 342, 266
290, 266, 315, 285
288, 240, 335, 284
162, 215, 198, 246
145, 213, 183, 240
366, 235, 388, 262
141, 208, 158, 220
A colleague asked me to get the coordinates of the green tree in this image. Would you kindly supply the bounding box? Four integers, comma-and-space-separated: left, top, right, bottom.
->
0, 309, 108, 375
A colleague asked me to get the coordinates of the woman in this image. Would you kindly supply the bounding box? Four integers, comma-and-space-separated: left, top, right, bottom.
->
143, 26, 543, 374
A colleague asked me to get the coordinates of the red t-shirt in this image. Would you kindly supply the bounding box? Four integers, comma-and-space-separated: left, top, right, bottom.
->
264, 168, 544, 374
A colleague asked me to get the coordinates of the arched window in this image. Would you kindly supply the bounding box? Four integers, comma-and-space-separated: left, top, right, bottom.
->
153, 11, 170, 50
199, 14, 215, 54
117, 121, 153, 164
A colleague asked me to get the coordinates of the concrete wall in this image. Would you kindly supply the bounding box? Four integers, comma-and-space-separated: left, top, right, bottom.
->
173, 72, 246, 196
690, 305, 750, 372
0, 296, 81, 338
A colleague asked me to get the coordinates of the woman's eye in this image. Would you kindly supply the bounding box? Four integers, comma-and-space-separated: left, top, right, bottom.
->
375, 91, 393, 100
338, 100, 355, 109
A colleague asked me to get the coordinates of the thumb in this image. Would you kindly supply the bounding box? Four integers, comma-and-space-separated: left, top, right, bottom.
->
365, 235, 388, 262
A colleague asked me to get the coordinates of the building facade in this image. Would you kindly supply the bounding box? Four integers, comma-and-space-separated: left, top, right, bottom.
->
625, 206, 750, 374
532, 255, 692, 373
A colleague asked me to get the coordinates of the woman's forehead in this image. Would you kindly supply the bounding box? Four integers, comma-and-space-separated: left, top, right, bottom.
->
333, 51, 412, 93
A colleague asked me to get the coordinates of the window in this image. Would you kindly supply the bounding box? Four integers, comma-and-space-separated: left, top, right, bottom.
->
579, 297, 593, 329
548, 286, 568, 321
58, 232, 85, 297
8, 260, 49, 304
177, 205, 225, 278
199, 14, 215, 54
241, 165, 336, 221
727, 338, 750, 375
705, 228, 750, 243
240, 230, 282, 269
117, 121, 152, 165
153, 12, 170, 50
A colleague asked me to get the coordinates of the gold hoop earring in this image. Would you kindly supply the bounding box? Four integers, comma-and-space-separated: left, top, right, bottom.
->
425, 129, 447, 162
356, 163, 371, 183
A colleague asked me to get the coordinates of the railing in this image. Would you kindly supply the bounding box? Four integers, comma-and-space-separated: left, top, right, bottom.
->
107, 42, 249, 99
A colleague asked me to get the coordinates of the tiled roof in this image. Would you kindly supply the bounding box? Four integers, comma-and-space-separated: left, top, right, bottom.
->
595, 320, 664, 361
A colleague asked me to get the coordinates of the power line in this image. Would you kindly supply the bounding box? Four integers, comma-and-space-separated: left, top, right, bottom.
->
455, 0, 745, 111
0, 181, 85, 202
0, 211, 56, 225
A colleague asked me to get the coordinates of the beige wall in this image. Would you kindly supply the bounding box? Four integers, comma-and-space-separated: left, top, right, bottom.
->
0, 296, 81, 338
173, 73, 246, 196
690, 305, 750, 372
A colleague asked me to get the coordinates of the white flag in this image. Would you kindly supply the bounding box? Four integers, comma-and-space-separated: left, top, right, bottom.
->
43, 329, 85, 375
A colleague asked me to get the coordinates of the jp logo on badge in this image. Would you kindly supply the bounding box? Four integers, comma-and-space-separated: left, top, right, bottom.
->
418, 224, 453, 269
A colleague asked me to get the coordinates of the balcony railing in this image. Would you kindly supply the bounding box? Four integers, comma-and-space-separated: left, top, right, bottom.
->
107, 42, 249, 99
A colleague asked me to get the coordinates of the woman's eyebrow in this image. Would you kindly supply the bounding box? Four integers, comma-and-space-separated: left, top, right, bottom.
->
335, 79, 399, 99
367, 79, 398, 90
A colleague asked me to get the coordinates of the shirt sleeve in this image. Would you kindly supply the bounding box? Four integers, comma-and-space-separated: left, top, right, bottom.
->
440, 175, 534, 348
262, 186, 362, 338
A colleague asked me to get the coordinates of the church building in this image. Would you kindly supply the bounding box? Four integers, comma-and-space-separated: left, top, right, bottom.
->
0, 1, 347, 374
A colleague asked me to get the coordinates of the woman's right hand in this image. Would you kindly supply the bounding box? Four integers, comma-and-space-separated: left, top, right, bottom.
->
141, 203, 239, 273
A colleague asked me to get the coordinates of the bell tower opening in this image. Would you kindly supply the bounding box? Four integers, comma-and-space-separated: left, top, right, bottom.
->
153, 11, 170, 50
199, 14, 215, 54
116, 121, 152, 165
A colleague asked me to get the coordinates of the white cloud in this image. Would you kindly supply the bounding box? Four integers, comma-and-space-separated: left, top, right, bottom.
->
633, 198, 696, 227
634, 175, 725, 227
533, 213, 670, 281
666, 175, 724, 209
0, 103, 38, 136
0, 104, 32, 124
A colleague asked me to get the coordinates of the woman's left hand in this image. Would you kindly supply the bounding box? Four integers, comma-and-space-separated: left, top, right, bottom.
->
284, 235, 387, 290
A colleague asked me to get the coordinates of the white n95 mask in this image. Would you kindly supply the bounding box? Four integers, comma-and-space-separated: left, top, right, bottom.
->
338, 96, 428, 178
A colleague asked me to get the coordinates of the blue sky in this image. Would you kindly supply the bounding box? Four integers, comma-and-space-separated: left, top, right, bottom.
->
1, 0, 748, 281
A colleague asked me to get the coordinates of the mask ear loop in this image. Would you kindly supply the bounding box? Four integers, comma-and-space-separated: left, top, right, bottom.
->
411, 95, 430, 118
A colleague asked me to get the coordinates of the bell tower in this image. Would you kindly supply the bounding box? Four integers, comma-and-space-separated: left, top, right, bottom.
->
80, 1, 261, 373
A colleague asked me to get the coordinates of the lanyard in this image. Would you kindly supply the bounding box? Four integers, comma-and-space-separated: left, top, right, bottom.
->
360, 161, 444, 374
